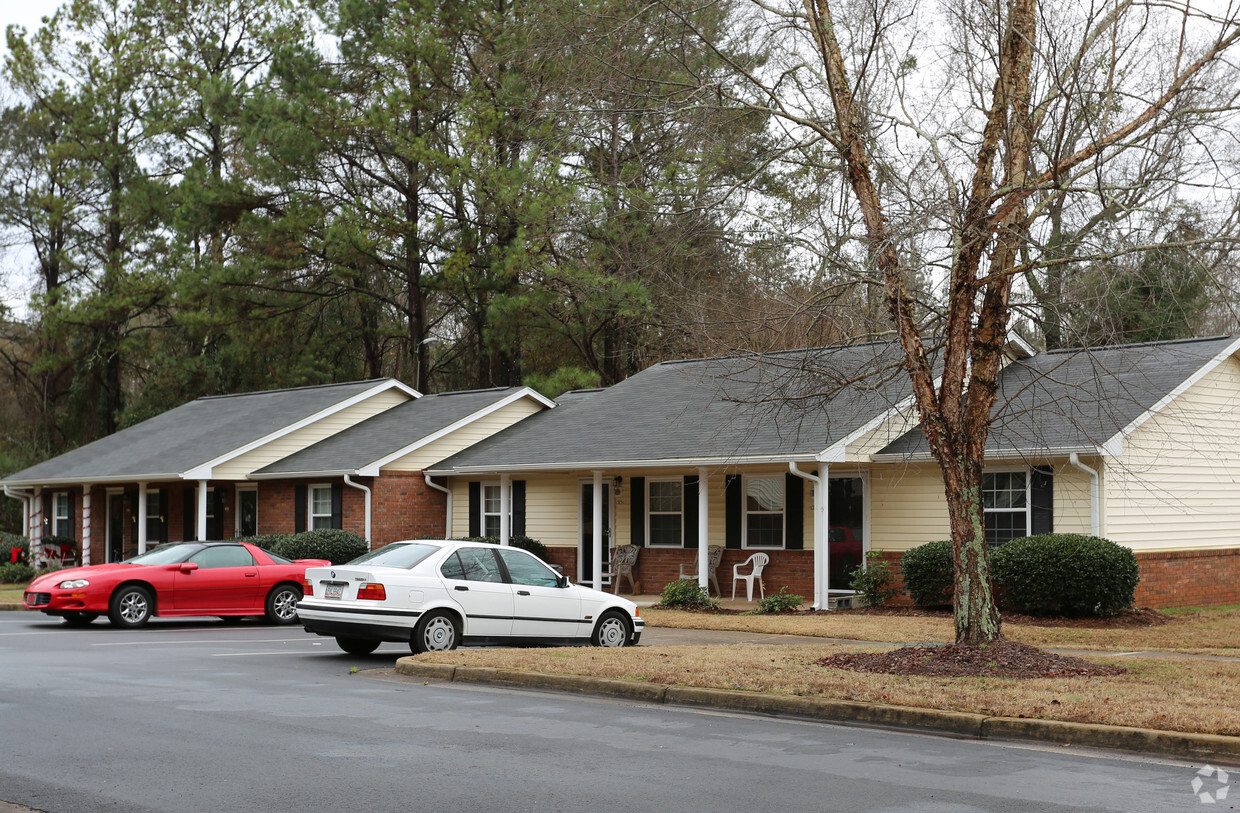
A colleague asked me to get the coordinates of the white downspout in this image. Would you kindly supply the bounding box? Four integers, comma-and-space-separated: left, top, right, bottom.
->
3, 485, 33, 539
789, 462, 828, 611
342, 475, 372, 546
423, 474, 453, 538
1068, 454, 1101, 537
592, 470, 604, 589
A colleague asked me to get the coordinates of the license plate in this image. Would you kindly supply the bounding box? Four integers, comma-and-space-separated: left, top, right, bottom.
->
324, 583, 345, 599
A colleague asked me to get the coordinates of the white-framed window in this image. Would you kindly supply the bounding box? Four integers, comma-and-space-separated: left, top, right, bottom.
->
310, 485, 333, 530
982, 470, 1029, 545
482, 483, 503, 537
744, 476, 785, 548
647, 479, 684, 547
52, 492, 72, 538
145, 490, 164, 542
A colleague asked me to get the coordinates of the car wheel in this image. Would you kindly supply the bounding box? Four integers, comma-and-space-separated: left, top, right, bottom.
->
335, 636, 380, 655
591, 610, 630, 648
411, 610, 461, 654
108, 586, 153, 628
62, 612, 98, 627
265, 584, 302, 625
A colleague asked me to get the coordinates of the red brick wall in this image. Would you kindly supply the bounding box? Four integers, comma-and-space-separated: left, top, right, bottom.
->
1133, 548, 1240, 608
371, 471, 448, 546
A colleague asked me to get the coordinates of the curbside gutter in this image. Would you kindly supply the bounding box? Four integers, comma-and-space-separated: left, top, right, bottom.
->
395, 658, 1240, 764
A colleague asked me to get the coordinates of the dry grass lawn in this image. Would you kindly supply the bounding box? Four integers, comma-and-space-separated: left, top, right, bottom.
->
414, 644, 1240, 736
0, 584, 27, 603
642, 606, 1240, 656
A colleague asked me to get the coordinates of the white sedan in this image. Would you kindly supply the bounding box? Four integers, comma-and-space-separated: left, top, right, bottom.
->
296, 540, 644, 655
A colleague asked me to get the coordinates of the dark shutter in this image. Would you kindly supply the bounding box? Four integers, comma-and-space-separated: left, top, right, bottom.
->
785, 473, 804, 550
467, 481, 481, 538
67, 491, 76, 540
42, 493, 51, 534
210, 488, 226, 540
127, 489, 138, 544
511, 480, 526, 537
330, 483, 343, 530
725, 475, 742, 549
629, 477, 646, 547
1031, 468, 1054, 535
158, 489, 169, 543
294, 485, 307, 534
183, 487, 195, 541
683, 475, 699, 549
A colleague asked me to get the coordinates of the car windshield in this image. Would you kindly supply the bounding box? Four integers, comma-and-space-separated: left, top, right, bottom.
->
346, 542, 439, 570
125, 544, 201, 565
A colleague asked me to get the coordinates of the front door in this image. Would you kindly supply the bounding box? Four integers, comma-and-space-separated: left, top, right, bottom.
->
828, 476, 865, 590
107, 493, 125, 563
578, 482, 614, 587
236, 489, 257, 538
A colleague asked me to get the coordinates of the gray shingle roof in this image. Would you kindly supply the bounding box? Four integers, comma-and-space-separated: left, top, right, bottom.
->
875, 335, 1240, 459
430, 342, 916, 471
1, 379, 401, 485
253, 387, 533, 476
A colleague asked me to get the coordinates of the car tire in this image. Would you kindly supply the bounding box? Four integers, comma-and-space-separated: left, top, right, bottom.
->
108, 585, 153, 628
265, 583, 302, 625
62, 612, 98, 627
335, 636, 380, 655
591, 610, 631, 647
411, 610, 461, 654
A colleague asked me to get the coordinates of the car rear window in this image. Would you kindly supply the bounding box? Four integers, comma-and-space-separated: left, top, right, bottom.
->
346, 543, 439, 570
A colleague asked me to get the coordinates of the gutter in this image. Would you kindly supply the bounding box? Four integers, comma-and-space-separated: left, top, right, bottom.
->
2, 485, 33, 537
1068, 453, 1101, 537
788, 462, 828, 611
342, 475, 372, 545
423, 474, 452, 538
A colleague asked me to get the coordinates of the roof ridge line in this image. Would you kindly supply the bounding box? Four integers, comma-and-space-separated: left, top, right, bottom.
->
195, 378, 394, 401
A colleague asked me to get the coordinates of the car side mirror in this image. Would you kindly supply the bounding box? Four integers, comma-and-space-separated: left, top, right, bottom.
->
178, 562, 199, 573
557, 574, 569, 588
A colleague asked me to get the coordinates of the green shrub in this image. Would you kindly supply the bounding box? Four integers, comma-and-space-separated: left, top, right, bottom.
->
849, 551, 897, 607
0, 532, 28, 565
659, 578, 718, 610
0, 562, 35, 583
756, 586, 804, 613
242, 534, 295, 554
461, 535, 552, 563
901, 540, 955, 608
991, 534, 1139, 617
271, 529, 369, 565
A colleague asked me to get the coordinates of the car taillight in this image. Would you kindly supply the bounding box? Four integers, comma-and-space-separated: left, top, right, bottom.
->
357, 583, 386, 600
304, 579, 314, 597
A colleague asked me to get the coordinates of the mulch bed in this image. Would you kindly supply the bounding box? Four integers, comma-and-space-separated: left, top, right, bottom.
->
829, 606, 1172, 628
815, 639, 1128, 679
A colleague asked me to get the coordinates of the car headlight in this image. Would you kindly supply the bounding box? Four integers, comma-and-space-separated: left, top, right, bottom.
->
58, 579, 89, 589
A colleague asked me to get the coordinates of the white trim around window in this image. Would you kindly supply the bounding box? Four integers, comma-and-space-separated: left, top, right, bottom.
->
646, 477, 684, 547
309, 484, 333, 530
743, 474, 785, 549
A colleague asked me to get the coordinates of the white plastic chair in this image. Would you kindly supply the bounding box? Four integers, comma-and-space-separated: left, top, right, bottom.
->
731, 552, 769, 601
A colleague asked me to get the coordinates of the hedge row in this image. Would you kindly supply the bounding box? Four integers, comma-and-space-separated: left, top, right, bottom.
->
245, 529, 369, 565
900, 534, 1139, 617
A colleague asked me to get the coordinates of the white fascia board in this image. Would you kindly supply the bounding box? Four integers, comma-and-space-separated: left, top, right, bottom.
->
817, 394, 919, 464
1099, 336, 1240, 452
182, 379, 418, 480
357, 388, 553, 476
247, 470, 354, 480
426, 453, 820, 476
867, 444, 1110, 464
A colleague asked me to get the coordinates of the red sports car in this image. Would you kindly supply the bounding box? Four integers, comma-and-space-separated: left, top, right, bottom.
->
23, 541, 330, 628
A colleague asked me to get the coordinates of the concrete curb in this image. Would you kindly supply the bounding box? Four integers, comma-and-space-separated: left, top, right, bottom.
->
394, 658, 1240, 763
0, 603, 27, 612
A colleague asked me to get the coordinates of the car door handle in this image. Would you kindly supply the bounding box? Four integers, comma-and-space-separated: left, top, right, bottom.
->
454, 585, 469, 591
517, 590, 530, 596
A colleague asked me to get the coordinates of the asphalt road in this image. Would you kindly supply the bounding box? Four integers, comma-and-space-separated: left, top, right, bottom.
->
0, 611, 1230, 813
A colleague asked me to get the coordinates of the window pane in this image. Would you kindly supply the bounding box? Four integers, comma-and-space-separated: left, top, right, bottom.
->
497, 548, 559, 587
440, 552, 467, 580
747, 514, 783, 547
311, 487, 332, 515
456, 548, 503, 582
648, 481, 682, 513
649, 514, 682, 547
189, 545, 255, 569
746, 478, 784, 512
986, 511, 1026, 546
483, 485, 501, 513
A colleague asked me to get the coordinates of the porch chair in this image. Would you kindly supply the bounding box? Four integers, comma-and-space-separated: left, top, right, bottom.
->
731, 552, 770, 602
609, 544, 640, 595
679, 545, 724, 596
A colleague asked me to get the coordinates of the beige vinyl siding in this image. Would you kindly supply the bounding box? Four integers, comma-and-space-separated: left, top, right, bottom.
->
844, 407, 921, 460
214, 389, 411, 479
1052, 461, 1093, 535
382, 399, 544, 472
1104, 354, 1240, 551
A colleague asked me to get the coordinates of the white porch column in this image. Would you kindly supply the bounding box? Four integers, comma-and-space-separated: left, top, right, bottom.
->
197, 480, 209, 541
818, 463, 830, 610
499, 473, 511, 546
697, 467, 709, 591
81, 487, 92, 566
31, 487, 44, 569
592, 470, 604, 589
137, 482, 148, 554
